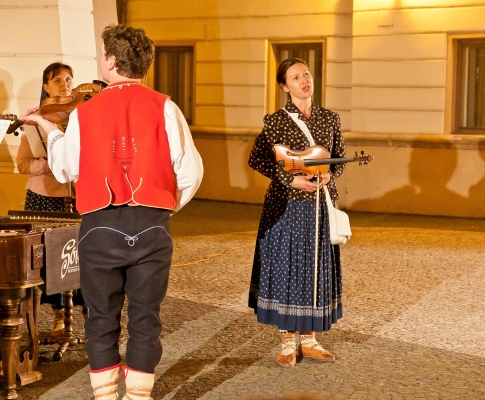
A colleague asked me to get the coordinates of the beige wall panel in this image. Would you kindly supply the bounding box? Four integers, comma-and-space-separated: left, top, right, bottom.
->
1, 56, 98, 111
352, 61, 446, 87
62, 57, 100, 86
0, 0, 91, 7
352, 87, 445, 111
353, 7, 485, 36
353, 34, 447, 60
0, 57, 62, 114
128, 0, 351, 20
195, 106, 226, 126
195, 106, 263, 128
354, 0, 485, 11
339, 144, 485, 218
92, 0, 119, 80
337, 110, 351, 132
335, 145, 400, 208
59, 10, 96, 57
448, 149, 485, 199
217, 0, 352, 15
327, 37, 352, 62
0, 134, 20, 161
127, 0, 212, 19
326, 62, 352, 87
351, 110, 444, 134
0, 9, 63, 54
196, 62, 264, 86
0, 173, 28, 215
225, 107, 265, 128
0, 58, 35, 115
134, 20, 206, 41
197, 40, 266, 62
196, 85, 265, 107
325, 87, 351, 111
59, 0, 93, 8
193, 137, 267, 203
216, 14, 352, 40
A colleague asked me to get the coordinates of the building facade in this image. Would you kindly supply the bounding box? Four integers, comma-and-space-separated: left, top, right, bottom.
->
1, 0, 485, 217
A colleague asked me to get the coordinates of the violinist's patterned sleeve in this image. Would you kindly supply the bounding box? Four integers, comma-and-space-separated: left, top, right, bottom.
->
248, 115, 294, 188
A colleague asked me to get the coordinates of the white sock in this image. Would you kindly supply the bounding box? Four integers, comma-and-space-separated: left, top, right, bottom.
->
279, 331, 296, 356
300, 333, 324, 351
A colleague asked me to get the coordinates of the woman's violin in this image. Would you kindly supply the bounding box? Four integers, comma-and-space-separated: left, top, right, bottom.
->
273, 144, 373, 176
7, 80, 107, 134
40, 81, 107, 125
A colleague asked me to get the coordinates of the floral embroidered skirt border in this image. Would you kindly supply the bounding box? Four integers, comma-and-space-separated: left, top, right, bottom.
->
248, 199, 343, 332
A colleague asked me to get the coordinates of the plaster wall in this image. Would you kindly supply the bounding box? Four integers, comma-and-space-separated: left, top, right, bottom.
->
342, 0, 485, 216
126, 0, 353, 206
125, 0, 485, 217
126, 0, 353, 129
0, 0, 117, 215
3, 1, 485, 218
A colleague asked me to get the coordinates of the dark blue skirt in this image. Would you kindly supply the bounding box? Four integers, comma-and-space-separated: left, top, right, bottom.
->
248, 199, 343, 332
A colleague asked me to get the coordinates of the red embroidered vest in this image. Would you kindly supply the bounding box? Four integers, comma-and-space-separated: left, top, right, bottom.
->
75, 83, 177, 214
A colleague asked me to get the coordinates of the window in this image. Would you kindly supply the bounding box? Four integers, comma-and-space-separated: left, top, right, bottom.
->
455, 39, 485, 134
269, 42, 324, 112
154, 46, 194, 124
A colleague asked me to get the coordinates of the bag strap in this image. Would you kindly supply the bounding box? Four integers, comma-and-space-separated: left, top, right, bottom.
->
323, 185, 334, 209
283, 109, 315, 146
284, 108, 338, 208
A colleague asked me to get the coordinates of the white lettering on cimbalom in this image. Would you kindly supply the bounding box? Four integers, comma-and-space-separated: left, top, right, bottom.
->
61, 239, 79, 279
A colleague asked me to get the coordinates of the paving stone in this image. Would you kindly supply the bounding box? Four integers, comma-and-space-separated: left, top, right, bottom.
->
5, 201, 485, 399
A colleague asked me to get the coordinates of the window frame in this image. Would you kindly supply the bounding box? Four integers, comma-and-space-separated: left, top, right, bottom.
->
450, 35, 485, 135
148, 41, 196, 126
266, 39, 326, 115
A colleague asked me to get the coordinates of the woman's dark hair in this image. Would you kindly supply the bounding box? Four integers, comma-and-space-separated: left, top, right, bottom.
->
102, 24, 154, 79
42, 62, 74, 85
40, 62, 74, 104
276, 58, 309, 85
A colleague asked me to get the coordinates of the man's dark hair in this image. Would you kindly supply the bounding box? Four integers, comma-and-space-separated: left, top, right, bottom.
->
102, 24, 154, 79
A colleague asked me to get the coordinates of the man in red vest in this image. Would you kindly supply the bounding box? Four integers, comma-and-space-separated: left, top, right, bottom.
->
21, 24, 203, 400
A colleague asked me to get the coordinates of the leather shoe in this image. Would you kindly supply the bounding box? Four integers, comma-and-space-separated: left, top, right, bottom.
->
300, 344, 335, 362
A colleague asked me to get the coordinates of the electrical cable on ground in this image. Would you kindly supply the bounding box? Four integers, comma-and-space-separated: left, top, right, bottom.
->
171, 243, 253, 267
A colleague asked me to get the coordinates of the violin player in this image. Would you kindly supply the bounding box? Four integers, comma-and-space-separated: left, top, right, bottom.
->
248, 58, 346, 367
20, 24, 203, 400
16, 62, 86, 336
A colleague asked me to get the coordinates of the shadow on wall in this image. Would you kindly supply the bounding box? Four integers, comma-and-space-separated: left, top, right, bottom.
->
192, 25, 266, 204
350, 141, 480, 217
468, 144, 485, 216
0, 69, 13, 113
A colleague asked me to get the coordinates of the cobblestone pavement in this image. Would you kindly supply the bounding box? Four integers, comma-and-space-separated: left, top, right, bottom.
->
8, 200, 485, 399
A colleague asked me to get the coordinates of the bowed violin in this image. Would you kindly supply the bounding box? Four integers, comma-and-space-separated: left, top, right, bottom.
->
7, 80, 107, 134
273, 144, 373, 175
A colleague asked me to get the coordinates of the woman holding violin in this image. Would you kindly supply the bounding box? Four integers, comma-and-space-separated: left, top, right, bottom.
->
17, 62, 85, 335
248, 58, 345, 367
17, 62, 73, 212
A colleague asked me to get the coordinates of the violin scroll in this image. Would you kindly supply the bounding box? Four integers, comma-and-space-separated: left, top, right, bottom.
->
1, 114, 21, 136
354, 151, 374, 166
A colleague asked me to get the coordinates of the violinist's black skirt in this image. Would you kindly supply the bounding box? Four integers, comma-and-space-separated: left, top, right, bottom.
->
248, 199, 343, 332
